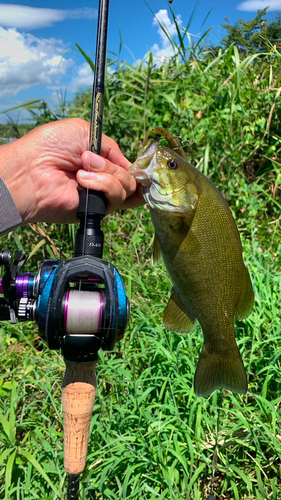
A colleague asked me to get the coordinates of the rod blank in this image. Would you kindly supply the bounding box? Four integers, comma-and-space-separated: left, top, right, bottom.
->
90, 0, 110, 156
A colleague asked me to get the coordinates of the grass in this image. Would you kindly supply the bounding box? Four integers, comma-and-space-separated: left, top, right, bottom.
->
0, 10, 281, 499
0, 209, 280, 499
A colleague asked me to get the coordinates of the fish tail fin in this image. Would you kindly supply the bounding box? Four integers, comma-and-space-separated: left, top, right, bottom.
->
194, 345, 247, 397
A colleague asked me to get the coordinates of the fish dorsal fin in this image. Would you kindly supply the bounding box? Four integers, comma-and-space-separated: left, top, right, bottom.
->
163, 289, 196, 333
235, 267, 255, 320
152, 232, 161, 264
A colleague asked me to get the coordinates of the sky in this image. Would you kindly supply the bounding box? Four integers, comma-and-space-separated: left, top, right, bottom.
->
0, 0, 281, 123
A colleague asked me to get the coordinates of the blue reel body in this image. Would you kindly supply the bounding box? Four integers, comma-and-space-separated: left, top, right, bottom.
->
0, 251, 129, 362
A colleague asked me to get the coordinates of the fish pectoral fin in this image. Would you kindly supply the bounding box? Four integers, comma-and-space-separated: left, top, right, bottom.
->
174, 226, 200, 258
163, 289, 196, 333
194, 344, 248, 397
152, 232, 162, 264
235, 267, 255, 320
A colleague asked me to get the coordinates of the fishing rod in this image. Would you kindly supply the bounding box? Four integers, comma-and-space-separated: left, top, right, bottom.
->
64, 0, 114, 496
0, 0, 129, 499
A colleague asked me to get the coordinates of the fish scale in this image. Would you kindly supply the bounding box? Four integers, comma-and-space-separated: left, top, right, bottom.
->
129, 127, 254, 397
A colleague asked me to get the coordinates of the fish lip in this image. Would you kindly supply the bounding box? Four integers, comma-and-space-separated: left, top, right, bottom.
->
128, 162, 152, 187
128, 142, 157, 187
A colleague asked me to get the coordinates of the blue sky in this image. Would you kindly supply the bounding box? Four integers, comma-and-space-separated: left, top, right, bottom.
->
0, 0, 280, 123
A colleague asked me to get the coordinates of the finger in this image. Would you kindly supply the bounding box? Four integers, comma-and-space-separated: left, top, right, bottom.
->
81, 151, 135, 194
77, 170, 136, 214
121, 183, 145, 210
100, 135, 131, 169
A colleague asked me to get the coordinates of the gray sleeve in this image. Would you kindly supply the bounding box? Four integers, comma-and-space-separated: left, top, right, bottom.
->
0, 178, 22, 234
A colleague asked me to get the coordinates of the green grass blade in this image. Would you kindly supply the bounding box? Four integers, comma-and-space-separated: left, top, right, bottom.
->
0, 99, 43, 115
5, 449, 16, 500
18, 448, 61, 497
229, 464, 253, 491
0, 410, 15, 446
75, 43, 95, 73
28, 239, 46, 259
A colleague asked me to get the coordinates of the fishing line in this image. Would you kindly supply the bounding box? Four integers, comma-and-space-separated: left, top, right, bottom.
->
166, 6, 225, 497
66, 2, 109, 499
167, 3, 197, 157
207, 392, 222, 499
82, 0, 109, 258
81, 190, 89, 260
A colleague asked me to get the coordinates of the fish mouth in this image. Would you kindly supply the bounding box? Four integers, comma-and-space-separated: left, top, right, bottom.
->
128, 141, 157, 186
127, 162, 151, 187
129, 163, 189, 213
128, 145, 191, 213
129, 167, 172, 210
143, 185, 188, 213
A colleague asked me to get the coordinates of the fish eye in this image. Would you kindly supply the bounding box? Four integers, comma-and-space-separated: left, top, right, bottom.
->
167, 159, 178, 170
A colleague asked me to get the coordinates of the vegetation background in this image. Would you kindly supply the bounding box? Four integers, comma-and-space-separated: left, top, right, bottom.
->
0, 8, 280, 500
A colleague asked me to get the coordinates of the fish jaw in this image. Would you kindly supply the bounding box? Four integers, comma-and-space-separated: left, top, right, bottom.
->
128, 141, 157, 186
129, 142, 173, 209
127, 162, 151, 187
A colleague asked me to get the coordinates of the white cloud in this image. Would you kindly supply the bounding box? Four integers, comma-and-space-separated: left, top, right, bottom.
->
70, 62, 93, 91
152, 9, 183, 60
0, 4, 97, 30
0, 27, 74, 97
153, 9, 183, 48
237, 0, 281, 11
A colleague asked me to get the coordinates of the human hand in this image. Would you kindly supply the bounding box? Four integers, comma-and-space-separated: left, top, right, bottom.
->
77, 137, 144, 216
0, 118, 143, 225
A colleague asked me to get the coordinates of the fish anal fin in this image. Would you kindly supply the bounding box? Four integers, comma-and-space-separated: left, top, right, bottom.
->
163, 289, 196, 333
152, 232, 161, 264
194, 344, 247, 397
235, 267, 255, 321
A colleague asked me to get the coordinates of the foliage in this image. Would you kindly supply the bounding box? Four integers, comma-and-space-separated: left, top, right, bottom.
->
69, 20, 281, 253
0, 209, 280, 499
0, 10, 281, 499
1, 92, 69, 144
0, 122, 34, 145
221, 8, 281, 53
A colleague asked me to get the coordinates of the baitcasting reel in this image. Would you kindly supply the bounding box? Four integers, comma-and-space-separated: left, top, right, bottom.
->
0, 247, 129, 362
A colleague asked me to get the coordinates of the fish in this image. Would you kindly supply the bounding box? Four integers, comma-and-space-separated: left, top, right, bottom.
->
128, 127, 254, 397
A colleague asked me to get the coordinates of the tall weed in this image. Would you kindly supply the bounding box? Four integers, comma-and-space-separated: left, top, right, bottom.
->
0, 16, 280, 499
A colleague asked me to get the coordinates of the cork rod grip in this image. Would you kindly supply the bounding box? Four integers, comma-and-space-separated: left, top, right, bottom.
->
62, 361, 97, 475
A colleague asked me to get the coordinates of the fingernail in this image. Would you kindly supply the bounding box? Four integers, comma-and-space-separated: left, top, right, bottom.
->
79, 171, 98, 180
89, 154, 106, 171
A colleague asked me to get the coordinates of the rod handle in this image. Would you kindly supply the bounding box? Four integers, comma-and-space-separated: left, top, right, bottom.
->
62, 361, 97, 474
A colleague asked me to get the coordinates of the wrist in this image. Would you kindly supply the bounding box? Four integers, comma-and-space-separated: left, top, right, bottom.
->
0, 139, 37, 224
0, 178, 22, 234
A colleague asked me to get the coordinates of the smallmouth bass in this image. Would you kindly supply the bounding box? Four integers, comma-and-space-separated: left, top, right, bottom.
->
129, 127, 254, 397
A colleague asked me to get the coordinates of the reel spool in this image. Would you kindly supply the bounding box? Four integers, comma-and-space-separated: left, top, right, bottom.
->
64, 290, 103, 334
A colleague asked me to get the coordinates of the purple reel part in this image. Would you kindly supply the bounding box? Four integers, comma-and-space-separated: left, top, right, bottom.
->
15, 273, 31, 299
0, 273, 31, 299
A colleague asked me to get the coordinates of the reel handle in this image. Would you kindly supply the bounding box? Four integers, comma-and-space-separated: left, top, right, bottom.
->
62, 361, 97, 474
